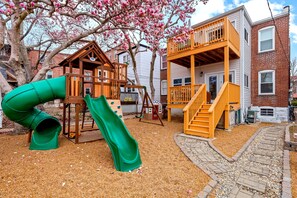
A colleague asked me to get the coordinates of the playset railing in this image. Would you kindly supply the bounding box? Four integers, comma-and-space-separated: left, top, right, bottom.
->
183, 84, 207, 132
167, 17, 239, 57
169, 84, 201, 105
64, 65, 128, 103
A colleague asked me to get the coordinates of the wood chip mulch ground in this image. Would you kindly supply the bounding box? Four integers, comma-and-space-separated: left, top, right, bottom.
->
0, 118, 209, 197
212, 122, 274, 158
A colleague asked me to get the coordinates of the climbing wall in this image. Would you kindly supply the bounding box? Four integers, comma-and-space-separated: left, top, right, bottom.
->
107, 99, 124, 122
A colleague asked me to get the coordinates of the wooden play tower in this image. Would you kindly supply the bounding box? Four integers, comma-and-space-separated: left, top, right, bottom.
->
58, 41, 128, 143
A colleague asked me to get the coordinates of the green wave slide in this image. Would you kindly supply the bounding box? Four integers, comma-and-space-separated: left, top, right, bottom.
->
2, 76, 66, 150
1, 76, 141, 171
84, 95, 142, 172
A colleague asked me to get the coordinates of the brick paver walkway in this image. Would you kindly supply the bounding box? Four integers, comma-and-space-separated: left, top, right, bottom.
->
175, 125, 288, 198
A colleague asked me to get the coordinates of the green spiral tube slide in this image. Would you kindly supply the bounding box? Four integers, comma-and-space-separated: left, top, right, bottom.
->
1, 76, 66, 150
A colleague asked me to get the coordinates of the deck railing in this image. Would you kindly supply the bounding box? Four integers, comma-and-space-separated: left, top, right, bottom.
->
169, 84, 201, 105
208, 82, 229, 138
183, 84, 207, 132
167, 17, 239, 57
229, 83, 240, 104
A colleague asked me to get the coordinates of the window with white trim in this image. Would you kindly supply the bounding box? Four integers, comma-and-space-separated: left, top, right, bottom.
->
184, 77, 191, 85
231, 20, 236, 29
173, 78, 182, 86
244, 28, 249, 43
123, 54, 130, 65
161, 80, 167, 95
244, 74, 249, 88
258, 26, 275, 52
46, 70, 53, 79
98, 70, 108, 82
127, 80, 136, 92
258, 70, 275, 95
260, 108, 274, 117
161, 55, 167, 70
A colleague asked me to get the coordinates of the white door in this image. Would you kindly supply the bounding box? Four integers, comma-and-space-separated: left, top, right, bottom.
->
206, 71, 235, 101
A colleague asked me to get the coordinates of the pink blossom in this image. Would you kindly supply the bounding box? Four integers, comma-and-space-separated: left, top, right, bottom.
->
9, 2, 15, 8
20, 2, 27, 9
30, 2, 35, 7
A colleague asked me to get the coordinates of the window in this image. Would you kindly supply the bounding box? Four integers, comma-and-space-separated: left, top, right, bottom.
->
46, 70, 53, 79
161, 80, 167, 95
258, 26, 275, 52
184, 77, 191, 85
258, 70, 275, 95
123, 54, 130, 65
244, 28, 248, 43
244, 74, 249, 88
85, 88, 91, 95
161, 55, 167, 70
173, 78, 182, 86
127, 80, 135, 92
98, 70, 108, 82
85, 72, 91, 81
231, 20, 236, 29
260, 108, 274, 117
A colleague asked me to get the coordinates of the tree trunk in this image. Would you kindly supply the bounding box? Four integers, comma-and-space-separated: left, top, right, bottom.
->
149, 49, 157, 101
129, 49, 144, 100
0, 72, 12, 94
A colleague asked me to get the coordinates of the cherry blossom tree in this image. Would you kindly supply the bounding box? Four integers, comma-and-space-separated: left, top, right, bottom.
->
102, 0, 208, 100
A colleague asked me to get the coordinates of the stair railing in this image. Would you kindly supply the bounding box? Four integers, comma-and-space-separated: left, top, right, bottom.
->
183, 84, 207, 132
208, 82, 229, 138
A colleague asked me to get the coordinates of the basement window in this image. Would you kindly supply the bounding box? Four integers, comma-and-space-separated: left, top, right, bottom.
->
260, 108, 274, 117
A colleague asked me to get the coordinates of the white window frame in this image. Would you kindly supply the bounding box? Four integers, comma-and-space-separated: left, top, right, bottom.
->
258, 26, 275, 53
173, 78, 182, 86
231, 20, 236, 30
84, 72, 91, 81
258, 70, 275, 95
184, 77, 191, 85
161, 54, 167, 70
161, 80, 167, 95
260, 107, 275, 117
244, 74, 249, 88
98, 70, 108, 83
244, 28, 249, 44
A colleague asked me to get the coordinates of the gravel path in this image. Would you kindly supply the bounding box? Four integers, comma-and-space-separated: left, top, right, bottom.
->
175, 125, 289, 198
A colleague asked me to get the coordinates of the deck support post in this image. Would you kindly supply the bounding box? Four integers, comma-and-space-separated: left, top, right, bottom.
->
167, 61, 171, 122
224, 46, 230, 130
190, 55, 195, 97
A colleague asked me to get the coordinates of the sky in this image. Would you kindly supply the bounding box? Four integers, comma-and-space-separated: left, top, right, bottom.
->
192, 0, 297, 61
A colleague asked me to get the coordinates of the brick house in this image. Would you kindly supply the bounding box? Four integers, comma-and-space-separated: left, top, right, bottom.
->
250, 7, 290, 122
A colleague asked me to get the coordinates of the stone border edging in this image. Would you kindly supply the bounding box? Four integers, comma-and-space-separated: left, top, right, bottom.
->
282, 124, 293, 198
173, 133, 218, 198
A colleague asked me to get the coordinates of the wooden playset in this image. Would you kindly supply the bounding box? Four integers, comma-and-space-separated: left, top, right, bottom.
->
57, 41, 162, 143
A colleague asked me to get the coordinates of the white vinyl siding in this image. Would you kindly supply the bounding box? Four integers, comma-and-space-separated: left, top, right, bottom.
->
161, 80, 167, 95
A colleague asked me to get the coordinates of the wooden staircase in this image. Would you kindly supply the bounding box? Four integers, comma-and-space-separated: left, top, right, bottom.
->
185, 104, 211, 138
183, 82, 240, 139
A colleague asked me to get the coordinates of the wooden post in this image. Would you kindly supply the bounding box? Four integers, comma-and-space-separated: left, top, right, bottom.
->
75, 104, 80, 144
224, 46, 229, 82
79, 60, 83, 97
167, 61, 171, 122
190, 55, 195, 97
62, 103, 66, 135
100, 64, 104, 96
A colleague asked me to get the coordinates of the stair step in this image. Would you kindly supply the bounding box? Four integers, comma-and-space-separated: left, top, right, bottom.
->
202, 104, 211, 108
199, 109, 209, 113
192, 120, 209, 126
189, 124, 209, 132
185, 129, 210, 138
196, 112, 209, 116
194, 116, 209, 121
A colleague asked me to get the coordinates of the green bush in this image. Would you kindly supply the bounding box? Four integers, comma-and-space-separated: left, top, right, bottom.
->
291, 100, 297, 106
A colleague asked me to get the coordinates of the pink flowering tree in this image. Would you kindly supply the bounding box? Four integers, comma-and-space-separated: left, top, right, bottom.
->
102, 0, 208, 100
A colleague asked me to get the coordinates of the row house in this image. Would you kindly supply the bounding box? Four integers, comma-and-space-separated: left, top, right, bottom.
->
163, 5, 290, 138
